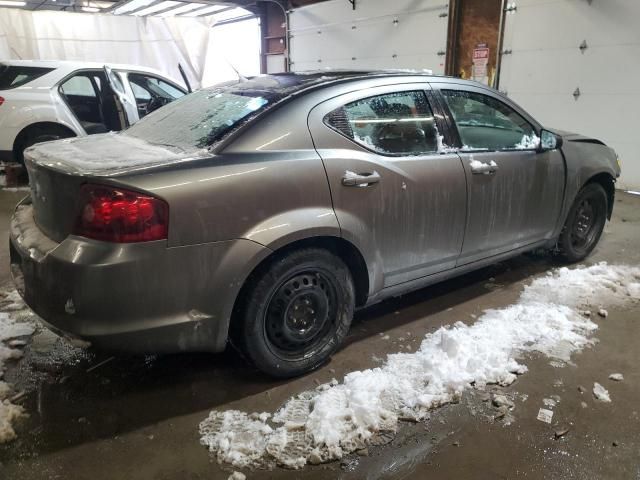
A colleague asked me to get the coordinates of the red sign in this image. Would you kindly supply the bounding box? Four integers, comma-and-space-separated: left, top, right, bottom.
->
473, 47, 490, 60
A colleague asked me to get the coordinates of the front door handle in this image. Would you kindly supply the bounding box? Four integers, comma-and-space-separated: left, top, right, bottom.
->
470, 160, 499, 175
342, 170, 381, 187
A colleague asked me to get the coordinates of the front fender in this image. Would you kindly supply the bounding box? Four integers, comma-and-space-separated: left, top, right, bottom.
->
553, 140, 619, 238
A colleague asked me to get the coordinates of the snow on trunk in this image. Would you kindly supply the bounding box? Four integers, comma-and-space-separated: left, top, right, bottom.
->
199, 263, 640, 469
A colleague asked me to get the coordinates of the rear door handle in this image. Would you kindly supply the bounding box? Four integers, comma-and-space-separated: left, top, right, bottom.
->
342, 170, 381, 187
470, 160, 499, 175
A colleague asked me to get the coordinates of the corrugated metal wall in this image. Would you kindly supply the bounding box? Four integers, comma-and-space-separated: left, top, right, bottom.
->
288, 0, 449, 73
498, 0, 640, 189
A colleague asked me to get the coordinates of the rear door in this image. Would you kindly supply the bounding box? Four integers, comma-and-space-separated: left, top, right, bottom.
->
308, 84, 467, 289
433, 83, 565, 265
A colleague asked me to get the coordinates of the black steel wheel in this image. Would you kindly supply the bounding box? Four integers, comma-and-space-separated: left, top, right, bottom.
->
235, 248, 354, 377
558, 183, 608, 262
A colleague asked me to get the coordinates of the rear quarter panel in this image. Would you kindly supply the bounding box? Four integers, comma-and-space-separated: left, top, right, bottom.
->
112, 102, 339, 249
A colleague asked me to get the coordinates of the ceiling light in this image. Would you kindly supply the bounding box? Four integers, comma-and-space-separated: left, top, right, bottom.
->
211, 7, 249, 21
0, 0, 27, 6
113, 0, 155, 15
157, 2, 204, 16
181, 4, 227, 17
132, 0, 179, 16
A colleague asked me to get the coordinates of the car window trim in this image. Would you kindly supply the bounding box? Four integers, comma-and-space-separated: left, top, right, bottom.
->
322, 87, 449, 159
426, 89, 461, 149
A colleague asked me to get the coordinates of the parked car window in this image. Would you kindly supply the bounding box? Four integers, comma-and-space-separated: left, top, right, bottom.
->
60, 75, 97, 97
128, 74, 185, 101
326, 91, 439, 156
0, 65, 54, 89
124, 88, 272, 150
59, 73, 118, 134
128, 73, 186, 118
441, 90, 538, 151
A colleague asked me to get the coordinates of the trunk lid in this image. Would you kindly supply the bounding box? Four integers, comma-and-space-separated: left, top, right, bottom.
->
24, 133, 207, 243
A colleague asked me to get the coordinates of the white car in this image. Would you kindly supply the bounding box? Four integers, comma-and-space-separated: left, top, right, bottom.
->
0, 60, 188, 164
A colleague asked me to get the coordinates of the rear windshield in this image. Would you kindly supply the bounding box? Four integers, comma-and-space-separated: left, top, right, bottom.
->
0, 65, 55, 89
123, 87, 277, 150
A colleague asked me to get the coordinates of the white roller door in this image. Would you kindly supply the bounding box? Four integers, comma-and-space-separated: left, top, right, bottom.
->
288, 0, 449, 74
498, 0, 640, 190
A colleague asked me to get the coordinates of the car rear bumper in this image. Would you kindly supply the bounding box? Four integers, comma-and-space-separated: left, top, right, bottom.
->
10, 199, 269, 354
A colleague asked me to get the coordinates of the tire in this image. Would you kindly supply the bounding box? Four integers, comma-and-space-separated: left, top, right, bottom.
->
16, 125, 73, 164
235, 248, 355, 378
557, 183, 608, 262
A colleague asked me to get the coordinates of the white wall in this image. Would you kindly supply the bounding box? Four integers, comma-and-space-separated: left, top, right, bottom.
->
288, 0, 449, 73
499, 0, 640, 190
0, 8, 212, 88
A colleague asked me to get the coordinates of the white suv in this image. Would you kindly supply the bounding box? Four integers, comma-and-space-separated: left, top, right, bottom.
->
0, 60, 188, 164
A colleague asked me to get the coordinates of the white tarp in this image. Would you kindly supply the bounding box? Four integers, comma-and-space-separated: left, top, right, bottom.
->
0, 8, 214, 88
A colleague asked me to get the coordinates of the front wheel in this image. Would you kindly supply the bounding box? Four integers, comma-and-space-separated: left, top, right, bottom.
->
557, 183, 608, 262
236, 248, 355, 378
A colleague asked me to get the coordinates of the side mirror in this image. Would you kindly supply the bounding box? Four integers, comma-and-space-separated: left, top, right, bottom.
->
538, 129, 563, 151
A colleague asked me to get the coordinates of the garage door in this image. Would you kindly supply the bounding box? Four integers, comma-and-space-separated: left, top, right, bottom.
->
288, 0, 449, 74
498, 0, 640, 190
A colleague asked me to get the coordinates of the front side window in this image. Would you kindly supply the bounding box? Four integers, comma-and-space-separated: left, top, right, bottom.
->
325, 91, 439, 156
127, 73, 186, 119
128, 74, 185, 101
441, 90, 538, 151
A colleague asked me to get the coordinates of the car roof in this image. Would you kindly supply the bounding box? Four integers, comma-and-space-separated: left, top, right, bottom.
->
236, 70, 488, 94
1, 59, 165, 76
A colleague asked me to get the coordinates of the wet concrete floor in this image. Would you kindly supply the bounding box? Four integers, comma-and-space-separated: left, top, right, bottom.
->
0, 190, 639, 480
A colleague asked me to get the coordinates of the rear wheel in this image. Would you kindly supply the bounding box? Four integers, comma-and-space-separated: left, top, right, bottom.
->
16, 125, 74, 164
236, 248, 355, 378
557, 183, 608, 262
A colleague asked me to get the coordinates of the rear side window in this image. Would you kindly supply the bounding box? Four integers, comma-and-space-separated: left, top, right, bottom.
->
60, 75, 98, 97
441, 90, 538, 151
325, 91, 439, 156
0, 65, 54, 89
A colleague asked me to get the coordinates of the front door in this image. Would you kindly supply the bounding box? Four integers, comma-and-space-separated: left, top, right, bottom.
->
308, 85, 467, 290
434, 85, 565, 265
103, 66, 138, 128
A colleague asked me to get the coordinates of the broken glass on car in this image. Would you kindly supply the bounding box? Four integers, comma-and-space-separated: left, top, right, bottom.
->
123, 88, 273, 150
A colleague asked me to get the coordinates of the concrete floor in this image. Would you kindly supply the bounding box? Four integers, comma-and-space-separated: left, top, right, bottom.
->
0, 190, 639, 480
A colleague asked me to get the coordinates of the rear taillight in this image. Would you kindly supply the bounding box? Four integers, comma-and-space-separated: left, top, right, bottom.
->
73, 184, 168, 243
0, 97, 4, 106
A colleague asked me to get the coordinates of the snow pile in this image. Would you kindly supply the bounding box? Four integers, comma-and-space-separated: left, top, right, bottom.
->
0, 288, 36, 443
199, 263, 640, 469
593, 382, 611, 402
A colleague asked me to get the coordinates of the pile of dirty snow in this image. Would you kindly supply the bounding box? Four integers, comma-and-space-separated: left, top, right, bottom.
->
0, 288, 36, 443
199, 263, 640, 469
